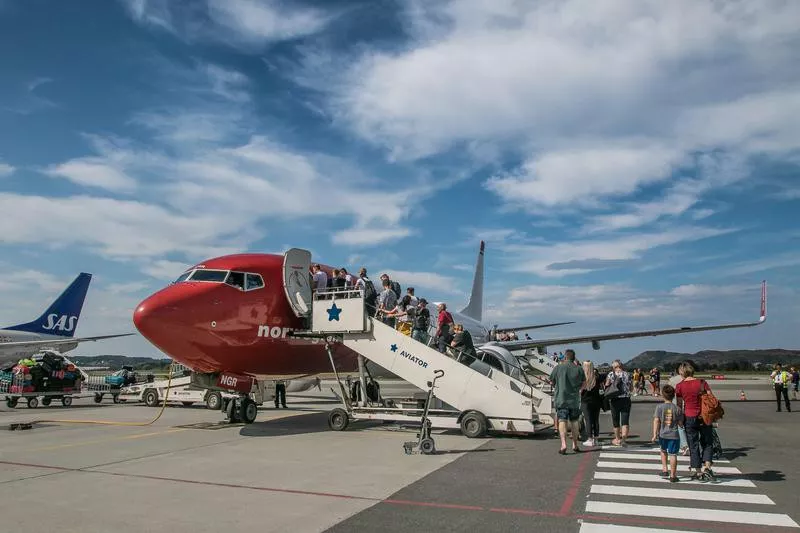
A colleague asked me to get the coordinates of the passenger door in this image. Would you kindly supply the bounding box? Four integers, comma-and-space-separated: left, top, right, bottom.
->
282, 248, 313, 317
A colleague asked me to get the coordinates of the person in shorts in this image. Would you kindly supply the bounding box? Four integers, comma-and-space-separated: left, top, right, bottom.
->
652, 384, 684, 482
551, 349, 585, 455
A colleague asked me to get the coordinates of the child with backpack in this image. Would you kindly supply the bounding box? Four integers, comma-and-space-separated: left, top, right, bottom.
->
651, 384, 684, 483
675, 361, 724, 483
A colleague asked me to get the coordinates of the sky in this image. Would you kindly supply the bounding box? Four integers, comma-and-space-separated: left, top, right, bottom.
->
0, 0, 798, 364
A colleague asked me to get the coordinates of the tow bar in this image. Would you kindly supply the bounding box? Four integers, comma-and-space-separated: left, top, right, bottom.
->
403, 369, 444, 456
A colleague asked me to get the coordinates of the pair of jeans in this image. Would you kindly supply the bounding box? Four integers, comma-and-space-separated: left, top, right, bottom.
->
609, 397, 631, 428
684, 416, 714, 469
581, 401, 601, 438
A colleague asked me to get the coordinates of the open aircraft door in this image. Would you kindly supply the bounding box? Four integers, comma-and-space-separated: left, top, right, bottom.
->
282, 248, 313, 318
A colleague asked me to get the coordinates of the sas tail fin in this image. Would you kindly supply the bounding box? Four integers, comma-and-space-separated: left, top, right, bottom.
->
6, 273, 92, 337
459, 241, 484, 322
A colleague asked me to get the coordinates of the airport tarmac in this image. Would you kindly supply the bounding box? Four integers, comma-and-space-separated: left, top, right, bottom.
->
1, 378, 797, 533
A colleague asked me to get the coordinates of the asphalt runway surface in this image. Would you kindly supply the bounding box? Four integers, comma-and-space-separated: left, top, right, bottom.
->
1, 378, 797, 533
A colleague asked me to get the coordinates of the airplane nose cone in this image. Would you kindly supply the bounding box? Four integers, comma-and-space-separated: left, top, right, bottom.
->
133, 291, 178, 345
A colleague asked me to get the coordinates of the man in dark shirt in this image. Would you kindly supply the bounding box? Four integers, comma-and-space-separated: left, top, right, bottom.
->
450, 324, 476, 364
551, 349, 585, 454
411, 298, 431, 344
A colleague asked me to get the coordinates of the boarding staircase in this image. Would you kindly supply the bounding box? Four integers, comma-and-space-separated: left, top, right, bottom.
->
279, 245, 553, 433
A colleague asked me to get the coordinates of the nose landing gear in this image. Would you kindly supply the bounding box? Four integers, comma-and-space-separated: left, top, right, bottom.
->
222, 395, 258, 424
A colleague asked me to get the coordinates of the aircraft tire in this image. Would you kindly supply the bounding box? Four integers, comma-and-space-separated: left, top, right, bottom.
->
419, 437, 436, 455
143, 389, 159, 408
206, 392, 222, 410
240, 398, 257, 424
225, 398, 239, 423
460, 411, 487, 438
328, 408, 349, 431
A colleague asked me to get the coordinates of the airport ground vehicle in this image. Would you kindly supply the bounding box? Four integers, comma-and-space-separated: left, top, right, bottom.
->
296, 282, 554, 439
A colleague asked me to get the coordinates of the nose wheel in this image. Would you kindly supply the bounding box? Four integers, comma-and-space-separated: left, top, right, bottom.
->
224, 396, 258, 424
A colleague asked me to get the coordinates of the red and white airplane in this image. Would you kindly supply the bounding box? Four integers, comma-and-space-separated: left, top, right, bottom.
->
133, 242, 766, 415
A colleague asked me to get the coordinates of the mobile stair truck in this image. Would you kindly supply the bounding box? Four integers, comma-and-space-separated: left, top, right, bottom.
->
282, 248, 554, 445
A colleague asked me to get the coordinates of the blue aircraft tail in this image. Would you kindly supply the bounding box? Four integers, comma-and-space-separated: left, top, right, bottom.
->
6, 273, 92, 337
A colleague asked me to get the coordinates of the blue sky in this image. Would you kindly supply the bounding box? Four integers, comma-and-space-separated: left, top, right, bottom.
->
1, 0, 799, 363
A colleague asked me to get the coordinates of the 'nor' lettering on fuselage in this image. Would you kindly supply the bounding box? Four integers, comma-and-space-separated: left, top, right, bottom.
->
257, 325, 293, 339
400, 350, 428, 369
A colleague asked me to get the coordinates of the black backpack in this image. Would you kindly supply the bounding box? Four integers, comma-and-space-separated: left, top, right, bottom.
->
414, 308, 430, 330
390, 280, 401, 299
362, 277, 377, 304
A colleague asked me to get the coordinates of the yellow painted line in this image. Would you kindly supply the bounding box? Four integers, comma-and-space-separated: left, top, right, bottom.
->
24, 428, 189, 452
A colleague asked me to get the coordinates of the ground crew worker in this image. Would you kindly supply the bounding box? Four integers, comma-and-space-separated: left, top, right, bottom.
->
770, 364, 791, 412
275, 380, 287, 408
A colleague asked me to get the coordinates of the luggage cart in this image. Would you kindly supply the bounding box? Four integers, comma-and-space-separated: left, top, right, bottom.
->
1, 373, 120, 408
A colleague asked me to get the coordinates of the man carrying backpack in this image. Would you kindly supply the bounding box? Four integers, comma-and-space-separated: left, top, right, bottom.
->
355, 267, 377, 316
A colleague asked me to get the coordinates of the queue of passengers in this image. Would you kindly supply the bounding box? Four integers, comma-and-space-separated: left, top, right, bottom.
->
310, 264, 477, 363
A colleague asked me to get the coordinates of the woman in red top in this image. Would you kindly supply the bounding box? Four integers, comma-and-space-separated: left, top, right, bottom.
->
675, 362, 716, 482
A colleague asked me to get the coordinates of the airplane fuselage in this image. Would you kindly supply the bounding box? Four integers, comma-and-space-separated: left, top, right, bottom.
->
133, 253, 491, 378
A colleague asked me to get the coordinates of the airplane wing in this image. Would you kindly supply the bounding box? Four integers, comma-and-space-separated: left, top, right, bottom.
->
1, 333, 135, 350
497, 321, 575, 333
493, 281, 767, 352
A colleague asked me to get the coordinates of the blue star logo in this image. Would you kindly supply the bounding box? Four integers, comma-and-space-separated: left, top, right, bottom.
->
326, 303, 342, 321
390, 344, 398, 352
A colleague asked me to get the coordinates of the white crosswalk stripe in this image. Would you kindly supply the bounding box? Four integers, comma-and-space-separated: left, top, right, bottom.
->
599, 452, 731, 463
596, 461, 741, 474
593, 471, 756, 488
583, 449, 799, 530
580, 524, 704, 533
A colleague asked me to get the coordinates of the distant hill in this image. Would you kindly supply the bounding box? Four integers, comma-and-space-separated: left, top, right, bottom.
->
625, 349, 800, 372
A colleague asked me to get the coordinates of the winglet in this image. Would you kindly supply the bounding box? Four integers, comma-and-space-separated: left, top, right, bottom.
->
760, 280, 767, 323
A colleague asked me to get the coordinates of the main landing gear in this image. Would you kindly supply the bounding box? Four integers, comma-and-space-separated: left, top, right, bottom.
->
221, 395, 258, 424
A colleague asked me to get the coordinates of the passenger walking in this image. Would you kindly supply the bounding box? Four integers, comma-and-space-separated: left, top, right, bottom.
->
311, 264, 327, 291
604, 360, 632, 447
770, 364, 792, 412
651, 384, 684, 483
393, 295, 414, 336
340, 268, 353, 288
791, 367, 799, 401
435, 303, 454, 354
580, 361, 602, 447
450, 324, 477, 364
411, 298, 430, 344
377, 279, 398, 328
355, 268, 377, 316
668, 365, 690, 455
551, 349, 585, 455
329, 269, 346, 289
676, 361, 717, 482
406, 287, 418, 307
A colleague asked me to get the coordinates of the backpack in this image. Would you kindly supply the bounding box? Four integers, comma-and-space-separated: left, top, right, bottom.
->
699, 380, 724, 425
414, 308, 430, 330
390, 280, 401, 299
361, 277, 377, 304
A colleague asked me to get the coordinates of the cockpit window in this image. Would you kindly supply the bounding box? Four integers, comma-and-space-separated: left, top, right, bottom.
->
246, 273, 264, 291
189, 269, 229, 282
174, 271, 192, 283
225, 271, 246, 290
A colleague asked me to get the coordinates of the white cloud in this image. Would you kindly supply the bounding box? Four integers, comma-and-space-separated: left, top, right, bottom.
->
120, 0, 329, 47
669, 284, 753, 298
0, 268, 69, 293
43, 159, 137, 192
485, 144, 685, 208
0, 162, 14, 177
141, 260, 192, 280
207, 0, 329, 45
504, 226, 736, 277
375, 269, 460, 294
332, 227, 413, 247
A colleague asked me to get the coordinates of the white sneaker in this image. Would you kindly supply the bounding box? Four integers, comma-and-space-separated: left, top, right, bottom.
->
582, 439, 594, 447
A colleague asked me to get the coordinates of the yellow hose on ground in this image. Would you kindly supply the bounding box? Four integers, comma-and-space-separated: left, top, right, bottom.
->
20, 361, 176, 428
